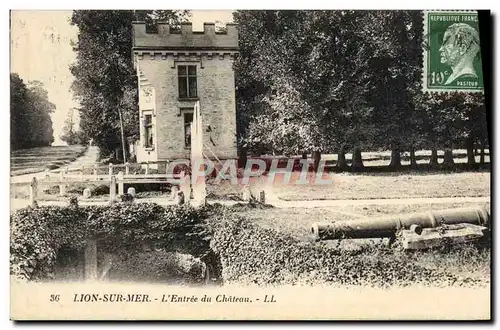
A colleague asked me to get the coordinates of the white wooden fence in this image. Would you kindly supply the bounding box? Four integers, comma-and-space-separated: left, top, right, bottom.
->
13, 166, 188, 207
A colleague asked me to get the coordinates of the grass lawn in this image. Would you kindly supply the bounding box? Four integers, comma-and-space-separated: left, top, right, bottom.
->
231, 202, 491, 242
11, 145, 87, 176
225, 170, 491, 201
231, 201, 491, 283
16, 169, 489, 203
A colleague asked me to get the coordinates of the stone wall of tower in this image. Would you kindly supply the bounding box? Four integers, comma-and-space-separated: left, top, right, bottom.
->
133, 22, 238, 161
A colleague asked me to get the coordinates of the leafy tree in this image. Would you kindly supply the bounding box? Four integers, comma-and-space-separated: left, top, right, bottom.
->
235, 10, 489, 172
422, 92, 487, 167
10, 74, 54, 149
234, 10, 386, 170
10, 73, 29, 149
60, 108, 80, 145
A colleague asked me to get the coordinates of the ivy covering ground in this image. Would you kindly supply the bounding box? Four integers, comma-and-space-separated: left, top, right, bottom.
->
10, 201, 489, 287
10, 202, 214, 281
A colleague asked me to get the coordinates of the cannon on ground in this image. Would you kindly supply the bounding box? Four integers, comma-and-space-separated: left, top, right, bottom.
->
311, 207, 490, 250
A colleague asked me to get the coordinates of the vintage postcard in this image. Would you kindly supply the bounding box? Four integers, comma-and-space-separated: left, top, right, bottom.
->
9, 9, 491, 321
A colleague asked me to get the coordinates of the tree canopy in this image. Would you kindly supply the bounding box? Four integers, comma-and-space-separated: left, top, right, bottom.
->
234, 10, 488, 167
10, 73, 55, 150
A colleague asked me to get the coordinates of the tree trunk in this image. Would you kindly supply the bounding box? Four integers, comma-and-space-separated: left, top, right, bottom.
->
480, 147, 485, 164
312, 151, 321, 172
410, 146, 418, 169
442, 148, 454, 168
389, 148, 401, 168
466, 137, 476, 165
239, 147, 248, 169
337, 146, 347, 171
429, 148, 439, 167
351, 147, 364, 172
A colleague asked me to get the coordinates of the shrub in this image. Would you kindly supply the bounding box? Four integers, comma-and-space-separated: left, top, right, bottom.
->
10, 202, 488, 288
119, 193, 135, 203
45, 164, 59, 170
10, 203, 216, 281
91, 184, 109, 196
208, 208, 487, 288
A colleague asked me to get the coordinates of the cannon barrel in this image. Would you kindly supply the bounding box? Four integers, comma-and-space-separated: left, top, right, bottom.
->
311, 207, 490, 241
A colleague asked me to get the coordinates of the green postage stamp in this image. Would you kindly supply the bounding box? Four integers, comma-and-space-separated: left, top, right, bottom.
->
423, 10, 484, 93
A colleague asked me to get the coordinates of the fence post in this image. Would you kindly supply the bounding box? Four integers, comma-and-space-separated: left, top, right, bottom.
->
93, 164, 98, 180
125, 162, 130, 176
44, 168, 50, 180
145, 162, 149, 175
109, 175, 117, 202
108, 163, 113, 180
80, 165, 84, 181
259, 190, 266, 204
59, 170, 66, 196
29, 177, 38, 207
181, 173, 191, 203
117, 171, 124, 195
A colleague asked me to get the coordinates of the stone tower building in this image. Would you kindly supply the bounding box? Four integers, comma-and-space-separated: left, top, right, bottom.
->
131, 21, 239, 164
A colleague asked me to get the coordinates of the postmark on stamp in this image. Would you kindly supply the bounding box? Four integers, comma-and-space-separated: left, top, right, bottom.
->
422, 10, 484, 93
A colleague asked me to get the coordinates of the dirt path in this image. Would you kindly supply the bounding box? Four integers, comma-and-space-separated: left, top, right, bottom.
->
268, 196, 490, 208
10, 146, 100, 184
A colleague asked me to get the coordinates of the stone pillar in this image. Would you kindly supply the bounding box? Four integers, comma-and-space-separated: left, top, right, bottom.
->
109, 175, 117, 202
181, 175, 191, 203
242, 185, 252, 201
84, 239, 98, 281
59, 170, 66, 196
190, 101, 206, 207
259, 190, 266, 204
125, 162, 130, 175
175, 191, 185, 205
170, 185, 179, 200
83, 188, 91, 199
29, 177, 38, 207
117, 171, 124, 195
108, 163, 113, 181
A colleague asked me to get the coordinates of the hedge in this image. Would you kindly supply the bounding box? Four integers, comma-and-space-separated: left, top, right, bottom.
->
11, 202, 488, 287
10, 202, 216, 281
208, 207, 488, 288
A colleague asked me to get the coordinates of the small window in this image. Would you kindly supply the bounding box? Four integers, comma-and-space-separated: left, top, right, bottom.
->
144, 114, 154, 148
184, 112, 194, 148
178, 65, 197, 99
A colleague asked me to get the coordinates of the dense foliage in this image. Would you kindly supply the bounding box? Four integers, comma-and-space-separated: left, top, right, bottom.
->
59, 108, 87, 145
11, 202, 487, 287
234, 10, 489, 167
10, 73, 55, 150
69, 10, 189, 158
10, 202, 213, 281
210, 207, 486, 287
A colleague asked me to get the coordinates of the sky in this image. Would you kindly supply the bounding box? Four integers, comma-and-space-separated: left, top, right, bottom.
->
10, 10, 234, 145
